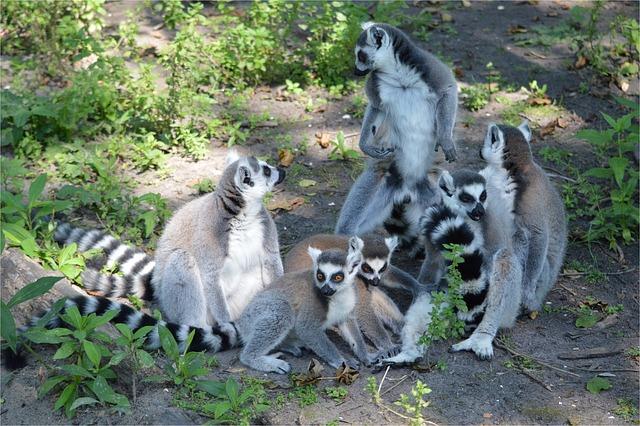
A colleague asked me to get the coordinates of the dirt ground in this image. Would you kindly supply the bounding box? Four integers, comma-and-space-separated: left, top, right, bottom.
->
2, 1, 639, 425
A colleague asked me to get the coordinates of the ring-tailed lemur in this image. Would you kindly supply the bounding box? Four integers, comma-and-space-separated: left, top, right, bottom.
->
3, 295, 239, 369
382, 169, 493, 364
284, 233, 424, 356
336, 22, 458, 250
236, 238, 370, 373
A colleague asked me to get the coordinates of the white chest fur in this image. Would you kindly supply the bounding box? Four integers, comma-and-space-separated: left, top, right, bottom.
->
324, 286, 356, 328
376, 64, 439, 182
480, 165, 516, 220
220, 211, 266, 320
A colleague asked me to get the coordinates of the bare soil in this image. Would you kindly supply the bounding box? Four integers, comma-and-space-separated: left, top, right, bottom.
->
2, 1, 639, 425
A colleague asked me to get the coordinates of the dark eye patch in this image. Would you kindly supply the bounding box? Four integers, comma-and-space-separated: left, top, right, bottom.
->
459, 192, 473, 203
379, 263, 388, 273
361, 263, 373, 274
480, 190, 487, 202
262, 165, 271, 177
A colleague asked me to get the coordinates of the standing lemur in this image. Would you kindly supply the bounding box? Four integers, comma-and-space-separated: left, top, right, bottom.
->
336, 22, 458, 250
4, 152, 287, 368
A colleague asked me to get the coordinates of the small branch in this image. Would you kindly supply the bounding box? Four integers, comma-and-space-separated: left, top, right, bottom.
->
556, 282, 577, 296
519, 368, 553, 392
558, 347, 624, 360
495, 339, 581, 378
546, 172, 577, 183
344, 132, 360, 139
527, 50, 547, 59
560, 267, 636, 277
571, 367, 639, 373
380, 375, 409, 396
377, 365, 390, 395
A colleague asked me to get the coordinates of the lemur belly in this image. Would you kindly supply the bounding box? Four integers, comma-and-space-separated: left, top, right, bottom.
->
323, 287, 356, 328
220, 216, 266, 320
378, 78, 438, 183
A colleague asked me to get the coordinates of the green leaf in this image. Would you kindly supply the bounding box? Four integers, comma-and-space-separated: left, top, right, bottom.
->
61, 305, 82, 329
54, 383, 76, 411
114, 323, 133, 340
109, 351, 128, 367
158, 325, 179, 360
53, 341, 76, 360
86, 308, 118, 330
83, 340, 101, 368
35, 298, 67, 328
601, 112, 618, 130
586, 376, 612, 394
608, 157, 629, 188
0, 301, 16, 352
69, 396, 99, 411
298, 179, 317, 188
136, 349, 155, 368
38, 376, 67, 398
24, 327, 70, 344
60, 364, 93, 378
575, 312, 600, 328
584, 167, 612, 180
197, 379, 226, 397
225, 377, 239, 401
7, 276, 62, 308
132, 325, 154, 340
28, 174, 47, 206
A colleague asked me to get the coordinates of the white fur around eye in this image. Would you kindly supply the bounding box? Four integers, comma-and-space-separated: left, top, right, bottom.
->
366, 258, 387, 276
463, 183, 485, 201
317, 263, 345, 282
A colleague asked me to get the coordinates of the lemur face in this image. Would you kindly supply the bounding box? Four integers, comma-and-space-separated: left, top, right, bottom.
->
231, 155, 285, 200
308, 237, 363, 297
358, 236, 396, 287
438, 170, 487, 222
354, 23, 391, 76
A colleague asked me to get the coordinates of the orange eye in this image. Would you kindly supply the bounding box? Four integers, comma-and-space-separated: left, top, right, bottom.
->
316, 272, 325, 282
333, 274, 344, 283
362, 264, 372, 274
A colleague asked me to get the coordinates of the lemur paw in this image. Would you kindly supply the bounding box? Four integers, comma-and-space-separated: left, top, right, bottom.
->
336, 358, 360, 370
378, 349, 422, 366
368, 147, 395, 159
450, 334, 494, 359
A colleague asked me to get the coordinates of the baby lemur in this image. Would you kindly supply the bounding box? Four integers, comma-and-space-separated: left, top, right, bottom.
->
236, 237, 369, 374
284, 234, 423, 355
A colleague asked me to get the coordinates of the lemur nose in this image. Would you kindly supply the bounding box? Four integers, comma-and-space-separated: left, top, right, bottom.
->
357, 50, 368, 63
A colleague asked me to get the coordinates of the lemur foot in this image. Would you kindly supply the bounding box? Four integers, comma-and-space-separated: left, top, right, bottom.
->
279, 344, 304, 357
450, 333, 494, 359
377, 349, 422, 366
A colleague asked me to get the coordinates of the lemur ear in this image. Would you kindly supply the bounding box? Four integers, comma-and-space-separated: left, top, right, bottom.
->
438, 170, 455, 197
361, 21, 375, 31
487, 124, 505, 150
239, 166, 253, 187
517, 120, 532, 143
348, 236, 364, 254
307, 246, 322, 263
372, 27, 386, 48
225, 148, 240, 167
384, 236, 399, 253
346, 236, 364, 273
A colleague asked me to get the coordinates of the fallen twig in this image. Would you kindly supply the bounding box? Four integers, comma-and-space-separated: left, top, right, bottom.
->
556, 282, 577, 296
558, 346, 624, 360
495, 339, 581, 378
380, 375, 409, 396
571, 367, 639, 373
519, 368, 553, 392
560, 267, 636, 277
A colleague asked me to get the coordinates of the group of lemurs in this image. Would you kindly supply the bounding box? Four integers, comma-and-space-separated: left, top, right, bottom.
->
4, 23, 567, 374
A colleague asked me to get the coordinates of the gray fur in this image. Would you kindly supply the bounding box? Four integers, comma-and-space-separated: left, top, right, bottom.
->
236, 238, 372, 373
336, 23, 458, 248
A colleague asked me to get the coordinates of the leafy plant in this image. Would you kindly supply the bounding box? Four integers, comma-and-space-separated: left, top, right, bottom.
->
112, 323, 155, 404
324, 386, 348, 403
32, 306, 131, 417
461, 84, 490, 111
191, 178, 216, 194
0, 276, 62, 354
289, 384, 318, 407
155, 325, 214, 387
586, 376, 612, 394
613, 398, 639, 422
395, 380, 432, 426
329, 131, 359, 161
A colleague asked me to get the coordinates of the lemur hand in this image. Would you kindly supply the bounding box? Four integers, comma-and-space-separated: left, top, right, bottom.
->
362, 145, 395, 159
435, 141, 457, 162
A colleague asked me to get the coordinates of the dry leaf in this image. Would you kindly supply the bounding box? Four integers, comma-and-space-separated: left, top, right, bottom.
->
441, 12, 453, 23
462, 0, 471, 7
556, 117, 569, 128
508, 24, 528, 34
562, 268, 581, 279
574, 55, 588, 69
292, 358, 324, 386
278, 148, 294, 167
616, 77, 630, 93
298, 179, 317, 188
316, 132, 331, 149
560, 3, 570, 10
529, 310, 539, 320
528, 96, 552, 106
547, 11, 559, 17
454, 66, 465, 79
539, 120, 557, 137
267, 196, 304, 212
335, 363, 359, 385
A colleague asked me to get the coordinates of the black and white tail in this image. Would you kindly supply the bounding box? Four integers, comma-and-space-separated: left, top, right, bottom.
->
420, 205, 488, 323
54, 223, 155, 301
2, 295, 239, 370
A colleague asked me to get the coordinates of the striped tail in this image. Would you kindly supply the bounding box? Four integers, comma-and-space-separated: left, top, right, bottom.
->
2, 296, 239, 370
54, 223, 155, 301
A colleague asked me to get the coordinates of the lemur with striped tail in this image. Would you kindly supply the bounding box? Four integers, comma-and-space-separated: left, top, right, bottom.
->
4, 151, 285, 369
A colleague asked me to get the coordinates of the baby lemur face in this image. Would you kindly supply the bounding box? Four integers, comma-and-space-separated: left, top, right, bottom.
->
354, 22, 393, 76
228, 152, 285, 200
439, 170, 487, 222
358, 236, 397, 287
307, 237, 363, 297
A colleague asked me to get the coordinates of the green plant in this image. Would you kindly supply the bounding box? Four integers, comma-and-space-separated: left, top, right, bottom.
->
613, 398, 639, 422
365, 376, 381, 404
395, 380, 432, 426
329, 131, 359, 161
33, 306, 131, 417
112, 323, 155, 403
586, 376, 612, 394
155, 325, 214, 387
419, 243, 467, 347
290, 384, 318, 407
461, 84, 490, 111
0, 276, 62, 354
324, 386, 348, 403
625, 346, 640, 358
191, 178, 216, 194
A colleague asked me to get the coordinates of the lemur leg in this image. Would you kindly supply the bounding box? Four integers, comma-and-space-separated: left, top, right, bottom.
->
370, 288, 404, 335
335, 167, 384, 235
356, 299, 395, 353
158, 249, 209, 328
279, 336, 305, 357
384, 265, 426, 296
237, 297, 294, 374
451, 248, 522, 359
338, 317, 373, 365
296, 319, 350, 369
520, 225, 548, 312
359, 104, 395, 159
350, 182, 397, 236
381, 293, 434, 365
434, 84, 458, 162
417, 241, 445, 291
